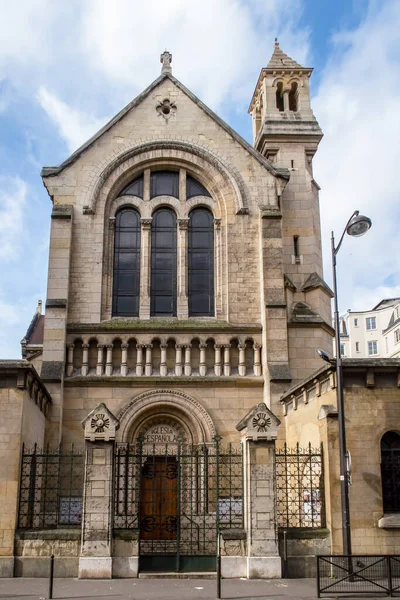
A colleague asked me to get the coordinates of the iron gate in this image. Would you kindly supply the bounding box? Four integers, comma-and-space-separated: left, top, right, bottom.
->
114, 438, 243, 572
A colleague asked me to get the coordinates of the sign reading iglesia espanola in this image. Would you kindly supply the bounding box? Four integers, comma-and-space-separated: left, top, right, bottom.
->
144, 424, 180, 444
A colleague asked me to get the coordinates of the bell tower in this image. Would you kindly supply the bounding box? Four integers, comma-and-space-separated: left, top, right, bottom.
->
250, 41, 333, 382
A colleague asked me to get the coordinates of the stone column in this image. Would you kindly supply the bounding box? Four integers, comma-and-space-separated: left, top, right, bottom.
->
139, 219, 152, 319
175, 344, 183, 376
184, 344, 191, 376
199, 343, 207, 376
145, 344, 152, 376
136, 345, 144, 376
223, 344, 231, 376
254, 343, 262, 377
160, 343, 167, 376
238, 344, 246, 377
81, 343, 89, 376
67, 344, 74, 377
283, 88, 290, 112
96, 345, 104, 376
177, 219, 189, 319
214, 218, 222, 317
105, 344, 113, 376
214, 344, 222, 376
236, 402, 282, 579
80, 403, 120, 579
121, 343, 128, 377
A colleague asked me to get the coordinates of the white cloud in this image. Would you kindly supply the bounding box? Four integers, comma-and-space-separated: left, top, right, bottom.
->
27, 1, 309, 152
79, 0, 309, 110
0, 176, 27, 261
313, 0, 400, 313
37, 87, 110, 153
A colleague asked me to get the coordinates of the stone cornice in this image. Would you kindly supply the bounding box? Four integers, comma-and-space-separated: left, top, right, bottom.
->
0, 361, 52, 414
64, 376, 264, 388
67, 320, 262, 334
280, 358, 400, 409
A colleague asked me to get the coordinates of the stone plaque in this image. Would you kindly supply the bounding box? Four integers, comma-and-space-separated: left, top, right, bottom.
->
143, 424, 180, 444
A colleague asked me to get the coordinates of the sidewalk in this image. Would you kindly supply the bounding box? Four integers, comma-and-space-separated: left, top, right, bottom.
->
0, 577, 322, 600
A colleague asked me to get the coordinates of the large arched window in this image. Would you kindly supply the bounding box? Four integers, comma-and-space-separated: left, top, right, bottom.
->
150, 208, 177, 316
119, 174, 144, 198
112, 208, 141, 316
188, 208, 214, 316
381, 431, 400, 513
150, 171, 179, 199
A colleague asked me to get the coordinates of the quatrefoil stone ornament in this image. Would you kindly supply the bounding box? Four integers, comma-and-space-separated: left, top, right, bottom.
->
82, 403, 119, 441
156, 98, 177, 121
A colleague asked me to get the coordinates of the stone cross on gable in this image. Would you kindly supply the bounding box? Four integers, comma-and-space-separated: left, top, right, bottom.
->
160, 50, 172, 74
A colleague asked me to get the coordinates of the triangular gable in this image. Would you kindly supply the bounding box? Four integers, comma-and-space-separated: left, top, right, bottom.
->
41, 72, 289, 183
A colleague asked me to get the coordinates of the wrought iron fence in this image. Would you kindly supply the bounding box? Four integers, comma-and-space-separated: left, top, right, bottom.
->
18, 444, 85, 529
114, 439, 243, 570
317, 555, 400, 597
275, 442, 325, 528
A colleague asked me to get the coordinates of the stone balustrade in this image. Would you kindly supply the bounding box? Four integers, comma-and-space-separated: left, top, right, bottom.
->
65, 335, 262, 378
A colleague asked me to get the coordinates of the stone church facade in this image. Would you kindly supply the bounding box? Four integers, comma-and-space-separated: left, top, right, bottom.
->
1, 44, 399, 580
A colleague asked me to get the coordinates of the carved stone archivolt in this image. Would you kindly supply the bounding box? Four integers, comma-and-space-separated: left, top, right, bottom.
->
117, 389, 216, 444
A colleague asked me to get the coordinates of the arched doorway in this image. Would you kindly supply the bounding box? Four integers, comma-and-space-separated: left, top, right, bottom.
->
115, 391, 242, 573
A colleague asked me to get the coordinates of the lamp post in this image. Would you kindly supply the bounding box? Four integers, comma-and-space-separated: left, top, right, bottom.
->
320, 210, 372, 557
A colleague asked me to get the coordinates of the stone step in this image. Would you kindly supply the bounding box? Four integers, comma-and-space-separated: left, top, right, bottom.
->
138, 571, 217, 579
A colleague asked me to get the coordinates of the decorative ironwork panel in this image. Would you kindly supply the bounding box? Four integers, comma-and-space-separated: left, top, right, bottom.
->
18, 445, 84, 529
275, 443, 325, 529
114, 439, 243, 566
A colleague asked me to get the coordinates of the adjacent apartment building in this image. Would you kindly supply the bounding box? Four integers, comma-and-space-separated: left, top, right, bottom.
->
338, 298, 400, 358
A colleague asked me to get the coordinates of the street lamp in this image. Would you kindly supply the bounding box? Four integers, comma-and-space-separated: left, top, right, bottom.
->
319, 210, 372, 557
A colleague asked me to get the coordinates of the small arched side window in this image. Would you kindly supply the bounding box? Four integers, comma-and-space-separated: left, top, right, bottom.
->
276, 82, 284, 112
381, 431, 400, 513
186, 176, 211, 199
112, 208, 141, 316
119, 174, 144, 198
188, 208, 214, 316
150, 208, 177, 316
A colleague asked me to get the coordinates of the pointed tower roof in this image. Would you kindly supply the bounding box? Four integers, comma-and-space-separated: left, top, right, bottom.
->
266, 40, 304, 70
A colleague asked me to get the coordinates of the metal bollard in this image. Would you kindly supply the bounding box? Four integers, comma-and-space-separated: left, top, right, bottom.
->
282, 530, 288, 578
48, 554, 54, 599
216, 553, 221, 599
216, 532, 221, 599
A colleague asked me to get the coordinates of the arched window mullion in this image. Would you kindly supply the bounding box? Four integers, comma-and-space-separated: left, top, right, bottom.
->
150, 208, 177, 317
112, 208, 141, 317
188, 208, 214, 317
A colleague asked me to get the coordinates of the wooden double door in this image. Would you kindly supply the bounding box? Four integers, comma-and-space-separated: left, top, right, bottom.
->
140, 456, 178, 542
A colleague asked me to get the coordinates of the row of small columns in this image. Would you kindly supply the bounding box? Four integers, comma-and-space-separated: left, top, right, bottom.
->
67, 343, 262, 377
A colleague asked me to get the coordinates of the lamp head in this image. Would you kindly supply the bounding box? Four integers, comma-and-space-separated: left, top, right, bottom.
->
317, 348, 334, 364
346, 212, 372, 237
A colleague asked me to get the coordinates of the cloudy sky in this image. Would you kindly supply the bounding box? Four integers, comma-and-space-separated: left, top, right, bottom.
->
0, 0, 399, 358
